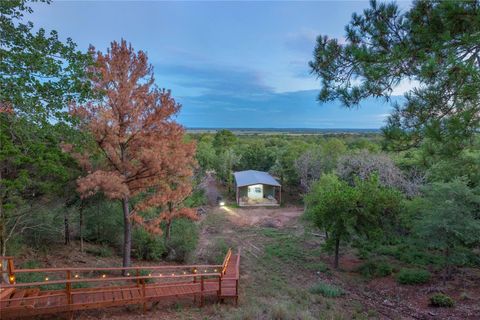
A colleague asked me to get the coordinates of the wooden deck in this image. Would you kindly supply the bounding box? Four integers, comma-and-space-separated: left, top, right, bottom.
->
0, 249, 240, 319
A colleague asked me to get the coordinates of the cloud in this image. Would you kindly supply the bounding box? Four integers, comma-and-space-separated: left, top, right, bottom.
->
155, 63, 274, 98
285, 28, 318, 53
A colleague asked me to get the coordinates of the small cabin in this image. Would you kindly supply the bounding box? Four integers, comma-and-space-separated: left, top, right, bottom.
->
233, 170, 281, 206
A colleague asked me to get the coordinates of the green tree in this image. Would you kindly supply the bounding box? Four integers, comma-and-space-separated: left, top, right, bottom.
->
0, 0, 92, 255
411, 179, 480, 283
305, 174, 402, 268
310, 0, 480, 157
212, 129, 237, 154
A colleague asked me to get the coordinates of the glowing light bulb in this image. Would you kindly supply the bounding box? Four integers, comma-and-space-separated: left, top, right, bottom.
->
214, 269, 218, 272
148, 273, 151, 277
183, 271, 186, 275
102, 274, 106, 278
74, 274, 79, 279
9, 275, 15, 283
193, 269, 197, 273
171, 273, 175, 276
45, 277, 49, 281
126, 273, 130, 276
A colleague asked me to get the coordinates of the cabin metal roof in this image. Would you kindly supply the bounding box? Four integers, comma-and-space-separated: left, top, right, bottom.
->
233, 170, 281, 188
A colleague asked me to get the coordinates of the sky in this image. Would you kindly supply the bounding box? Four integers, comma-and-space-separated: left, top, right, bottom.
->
29, 1, 412, 129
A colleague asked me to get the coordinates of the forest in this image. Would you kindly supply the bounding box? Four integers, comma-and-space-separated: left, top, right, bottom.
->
1, 0, 479, 319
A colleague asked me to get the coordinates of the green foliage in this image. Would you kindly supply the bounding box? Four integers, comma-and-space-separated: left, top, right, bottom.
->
310, 0, 480, 156
396, 268, 431, 285
183, 189, 207, 208
430, 294, 455, 308
85, 245, 114, 258
166, 218, 198, 262
0, 0, 93, 255
305, 262, 329, 273
132, 228, 166, 261
213, 129, 237, 154
309, 282, 344, 298
411, 179, 480, 277
356, 259, 393, 278
83, 199, 123, 248
304, 174, 403, 268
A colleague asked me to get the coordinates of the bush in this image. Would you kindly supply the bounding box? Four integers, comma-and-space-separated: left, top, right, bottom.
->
166, 218, 198, 262
430, 293, 455, 308
85, 245, 114, 258
309, 282, 344, 298
132, 227, 166, 261
396, 268, 431, 285
183, 189, 207, 207
357, 259, 393, 278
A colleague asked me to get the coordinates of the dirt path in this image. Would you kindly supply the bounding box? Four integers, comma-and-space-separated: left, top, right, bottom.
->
199, 171, 221, 206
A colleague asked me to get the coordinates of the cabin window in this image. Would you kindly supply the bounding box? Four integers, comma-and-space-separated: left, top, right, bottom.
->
254, 187, 261, 193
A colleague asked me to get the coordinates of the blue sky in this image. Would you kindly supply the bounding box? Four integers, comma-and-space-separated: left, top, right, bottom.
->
29, 1, 412, 128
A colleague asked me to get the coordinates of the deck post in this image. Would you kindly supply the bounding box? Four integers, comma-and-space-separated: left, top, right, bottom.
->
141, 278, 146, 313
66, 270, 73, 319
217, 274, 221, 302
200, 275, 204, 307
193, 270, 197, 304
66, 270, 72, 304
7, 258, 15, 284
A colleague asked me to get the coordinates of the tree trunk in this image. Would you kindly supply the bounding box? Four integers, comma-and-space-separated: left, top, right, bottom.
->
165, 220, 172, 242
334, 238, 340, 269
122, 197, 132, 269
79, 200, 84, 253
64, 210, 70, 245
0, 196, 6, 256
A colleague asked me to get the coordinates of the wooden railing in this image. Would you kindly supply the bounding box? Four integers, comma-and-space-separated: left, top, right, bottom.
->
0, 249, 239, 317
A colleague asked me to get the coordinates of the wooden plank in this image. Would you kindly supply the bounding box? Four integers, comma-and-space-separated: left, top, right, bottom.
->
104, 290, 113, 303
113, 289, 123, 301
121, 287, 132, 300
8, 289, 27, 307
130, 287, 141, 300
23, 288, 40, 307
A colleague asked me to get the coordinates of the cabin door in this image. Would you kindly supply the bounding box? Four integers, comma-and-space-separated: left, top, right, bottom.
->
247, 184, 263, 199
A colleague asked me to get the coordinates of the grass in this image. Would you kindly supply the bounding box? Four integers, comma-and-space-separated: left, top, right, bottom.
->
356, 259, 394, 278
309, 282, 345, 298
396, 268, 431, 285
430, 293, 455, 308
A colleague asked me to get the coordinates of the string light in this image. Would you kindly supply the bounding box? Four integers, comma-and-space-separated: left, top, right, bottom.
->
214, 269, 218, 272
0, 262, 2, 268
45, 277, 49, 281
171, 273, 175, 276
102, 274, 106, 278
183, 271, 186, 275
159, 273, 162, 277
126, 273, 130, 276
74, 274, 79, 279
8, 275, 15, 283
148, 273, 152, 277
193, 269, 197, 273
204, 270, 207, 273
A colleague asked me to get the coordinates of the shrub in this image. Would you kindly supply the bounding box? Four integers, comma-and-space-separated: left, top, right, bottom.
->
166, 218, 198, 262
183, 189, 207, 207
132, 227, 166, 261
305, 262, 329, 273
430, 293, 455, 308
309, 282, 344, 298
396, 268, 431, 285
357, 259, 393, 278
85, 245, 114, 258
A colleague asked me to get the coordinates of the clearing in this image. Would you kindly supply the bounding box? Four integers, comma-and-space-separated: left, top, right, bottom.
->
13, 202, 480, 319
